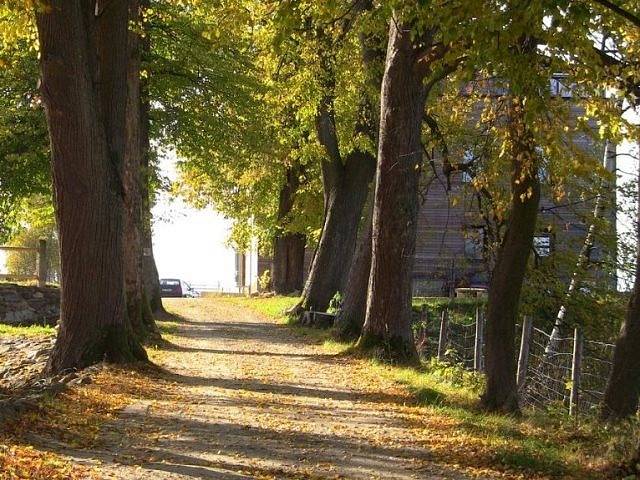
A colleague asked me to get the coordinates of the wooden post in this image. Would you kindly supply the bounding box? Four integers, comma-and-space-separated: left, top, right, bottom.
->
37, 239, 47, 288
569, 326, 583, 416
474, 305, 484, 371
517, 315, 533, 389
437, 308, 448, 361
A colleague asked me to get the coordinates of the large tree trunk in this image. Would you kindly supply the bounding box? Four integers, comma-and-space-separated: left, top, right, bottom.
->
298, 151, 374, 312
481, 97, 540, 413
272, 163, 306, 294
331, 20, 385, 339
124, 0, 158, 339
334, 191, 373, 340
601, 143, 640, 420
357, 16, 425, 364
37, 0, 147, 373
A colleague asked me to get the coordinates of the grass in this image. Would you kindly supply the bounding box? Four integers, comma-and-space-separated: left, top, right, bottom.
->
378, 364, 604, 477
156, 319, 180, 336
216, 294, 300, 321
0, 323, 55, 337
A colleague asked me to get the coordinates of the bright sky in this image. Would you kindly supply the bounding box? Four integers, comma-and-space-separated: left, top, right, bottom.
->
151, 195, 238, 289
151, 151, 238, 289
615, 106, 640, 289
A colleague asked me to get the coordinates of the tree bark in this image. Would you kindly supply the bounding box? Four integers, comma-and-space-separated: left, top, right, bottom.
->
273, 234, 306, 294
272, 163, 306, 294
36, 0, 147, 373
481, 97, 541, 413
124, 0, 158, 339
139, 9, 166, 317
331, 20, 385, 339
601, 141, 640, 420
357, 16, 426, 364
298, 150, 375, 313
334, 190, 373, 340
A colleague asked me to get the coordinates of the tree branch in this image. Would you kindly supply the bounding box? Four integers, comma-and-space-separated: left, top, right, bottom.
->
590, 0, 640, 28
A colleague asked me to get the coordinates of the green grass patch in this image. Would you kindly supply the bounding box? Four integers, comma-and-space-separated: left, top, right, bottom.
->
373, 361, 616, 478
0, 323, 55, 337
216, 295, 300, 322
287, 324, 352, 353
156, 320, 180, 336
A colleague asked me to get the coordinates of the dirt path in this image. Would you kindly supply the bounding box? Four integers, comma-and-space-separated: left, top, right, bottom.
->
56, 298, 483, 479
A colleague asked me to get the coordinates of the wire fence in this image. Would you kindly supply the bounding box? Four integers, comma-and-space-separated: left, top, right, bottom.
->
521, 327, 574, 410
413, 303, 616, 416
580, 339, 615, 412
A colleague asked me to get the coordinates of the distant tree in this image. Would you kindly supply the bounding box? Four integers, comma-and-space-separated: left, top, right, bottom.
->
273, 162, 307, 294
0, 39, 50, 242
5, 197, 60, 283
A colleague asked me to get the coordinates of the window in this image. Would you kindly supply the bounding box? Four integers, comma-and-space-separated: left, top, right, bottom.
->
534, 147, 550, 182
550, 75, 572, 98
533, 234, 552, 257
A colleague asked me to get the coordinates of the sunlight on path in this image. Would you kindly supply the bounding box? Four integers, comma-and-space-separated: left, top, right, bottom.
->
90, 298, 486, 479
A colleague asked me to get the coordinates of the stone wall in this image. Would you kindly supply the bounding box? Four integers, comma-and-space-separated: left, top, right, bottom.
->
0, 284, 60, 326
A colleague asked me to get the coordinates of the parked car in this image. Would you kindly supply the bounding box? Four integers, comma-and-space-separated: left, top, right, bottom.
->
160, 279, 199, 298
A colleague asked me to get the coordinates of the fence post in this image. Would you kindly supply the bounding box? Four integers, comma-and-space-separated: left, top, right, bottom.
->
474, 305, 485, 372
569, 327, 583, 416
37, 239, 47, 288
437, 308, 449, 361
517, 315, 533, 389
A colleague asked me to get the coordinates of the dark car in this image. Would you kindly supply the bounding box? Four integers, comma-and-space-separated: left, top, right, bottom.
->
160, 279, 199, 298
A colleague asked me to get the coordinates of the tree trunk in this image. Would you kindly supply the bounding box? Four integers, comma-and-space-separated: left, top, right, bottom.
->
481, 97, 541, 413
298, 151, 374, 312
36, 0, 147, 373
273, 234, 306, 294
139, 15, 166, 317
142, 231, 165, 315
331, 19, 385, 339
334, 191, 373, 340
357, 17, 425, 364
272, 163, 306, 294
124, 0, 158, 339
601, 142, 640, 420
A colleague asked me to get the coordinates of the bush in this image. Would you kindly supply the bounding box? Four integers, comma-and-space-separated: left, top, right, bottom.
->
258, 269, 271, 291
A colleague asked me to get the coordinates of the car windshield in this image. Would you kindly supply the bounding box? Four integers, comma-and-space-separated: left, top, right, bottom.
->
161, 280, 180, 286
